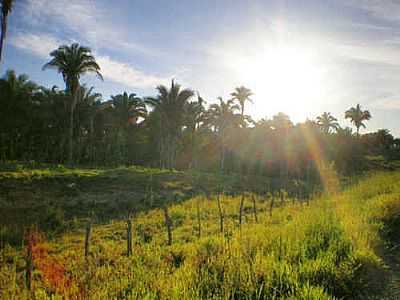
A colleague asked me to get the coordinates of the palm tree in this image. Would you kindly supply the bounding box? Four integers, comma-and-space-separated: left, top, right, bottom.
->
146, 80, 194, 169
0, 0, 14, 63
0, 70, 38, 160
270, 112, 292, 131
270, 112, 293, 187
0, 69, 38, 94
205, 97, 241, 172
43, 43, 103, 163
374, 129, 394, 151
102, 92, 146, 163
184, 93, 206, 169
230, 86, 253, 117
110, 92, 147, 128
345, 104, 371, 136
316, 112, 339, 134
74, 85, 103, 162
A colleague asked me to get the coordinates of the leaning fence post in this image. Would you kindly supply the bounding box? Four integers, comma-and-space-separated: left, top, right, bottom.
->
127, 217, 133, 256
196, 198, 202, 238
163, 205, 173, 245
239, 193, 245, 228
252, 194, 258, 223
269, 192, 275, 217
84, 220, 92, 259
217, 192, 224, 234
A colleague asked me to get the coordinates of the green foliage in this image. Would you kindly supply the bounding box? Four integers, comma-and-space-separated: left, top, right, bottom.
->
2, 69, 398, 177
1, 171, 400, 299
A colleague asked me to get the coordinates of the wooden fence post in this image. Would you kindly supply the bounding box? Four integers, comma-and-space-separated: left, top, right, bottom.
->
127, 218, 133, 256
217, 192, 224, 234
239, 193, 245, 228
163, 205, 172, 245
252, 194, 258, 223
269, 192, 275, 217
84, 220, 91, 259
196, 199, 201, 238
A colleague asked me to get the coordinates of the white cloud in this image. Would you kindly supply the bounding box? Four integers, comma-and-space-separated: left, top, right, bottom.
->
96, 56, 168, 89
19, 0, 161, 56
370, 97, 400, 110
329, 43, 400, 66
22, 0, 96, 28
346, 0, 400, 22
11, 0, 170, 88
10, 32, 63, 58
10, 32, 169, 89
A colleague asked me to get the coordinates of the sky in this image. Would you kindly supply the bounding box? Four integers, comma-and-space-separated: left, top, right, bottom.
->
3, 0, 400, 136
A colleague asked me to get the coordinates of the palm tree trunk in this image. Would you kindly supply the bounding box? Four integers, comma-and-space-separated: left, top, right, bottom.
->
220, 145, 225, 173
0, 14, 8, 63
68, 106, 74, 164
166, 137, 170, 169
89, 117, 95, 164
68, 89, 78, 164
169, 136, 174, 169
190, 129, 195, 169
159, 118, 164, 168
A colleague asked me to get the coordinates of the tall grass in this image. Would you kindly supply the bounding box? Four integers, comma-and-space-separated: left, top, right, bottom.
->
1, 171, 400, 299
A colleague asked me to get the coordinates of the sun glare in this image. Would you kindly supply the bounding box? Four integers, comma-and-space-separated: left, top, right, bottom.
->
233, 45, 326, 120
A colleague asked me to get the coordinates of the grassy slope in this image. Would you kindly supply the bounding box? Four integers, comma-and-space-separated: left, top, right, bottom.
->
0, 162, 266, 244
1, 165, 400, 299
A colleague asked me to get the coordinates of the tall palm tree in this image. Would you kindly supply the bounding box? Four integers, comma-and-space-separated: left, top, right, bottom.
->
0, 0, 14, 63
206, 98, 241, 132
0, 69, 37, 95
230, 86, 253, 117
43, 43, 103, 163
102, 92, 146, 163
146, 80, 194, 169
74, 85, 102, 162
0, 70, 39, 160
345, 104, 371, 136
270, 112, 293, 187
110, 92, 147, 128
184, 93, 206, 169
205, 97, 241, 172
76, 85, 103, 137
316, 112, 339, 134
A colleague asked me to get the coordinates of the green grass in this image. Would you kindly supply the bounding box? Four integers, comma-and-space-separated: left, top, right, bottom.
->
1, 168, 400, 299
0, 161, 314, 246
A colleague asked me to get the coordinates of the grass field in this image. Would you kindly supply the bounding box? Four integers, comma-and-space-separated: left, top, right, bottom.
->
1, 164, 400, 299
0, 161, 318, 246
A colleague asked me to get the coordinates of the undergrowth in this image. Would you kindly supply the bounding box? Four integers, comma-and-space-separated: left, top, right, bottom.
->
1, 171, 399, 299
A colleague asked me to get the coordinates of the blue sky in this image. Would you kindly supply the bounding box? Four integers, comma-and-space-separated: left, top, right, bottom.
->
3, 0, 400, 135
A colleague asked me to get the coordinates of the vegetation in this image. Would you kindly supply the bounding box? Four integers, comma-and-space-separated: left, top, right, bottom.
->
316, 112, 339, 134
1, 169, 400, 299
1, 54, 399, 177
43, 43, 103, 164
1, 36, 400, 299
146, 80, 195, 169
345, 104, 372, 136
2, 44, 399, 180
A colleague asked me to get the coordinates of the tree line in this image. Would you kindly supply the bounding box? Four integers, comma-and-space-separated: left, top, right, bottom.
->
1, 43, 400, 180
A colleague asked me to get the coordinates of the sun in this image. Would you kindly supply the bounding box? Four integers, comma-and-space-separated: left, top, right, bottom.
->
231, 45, 326, 120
